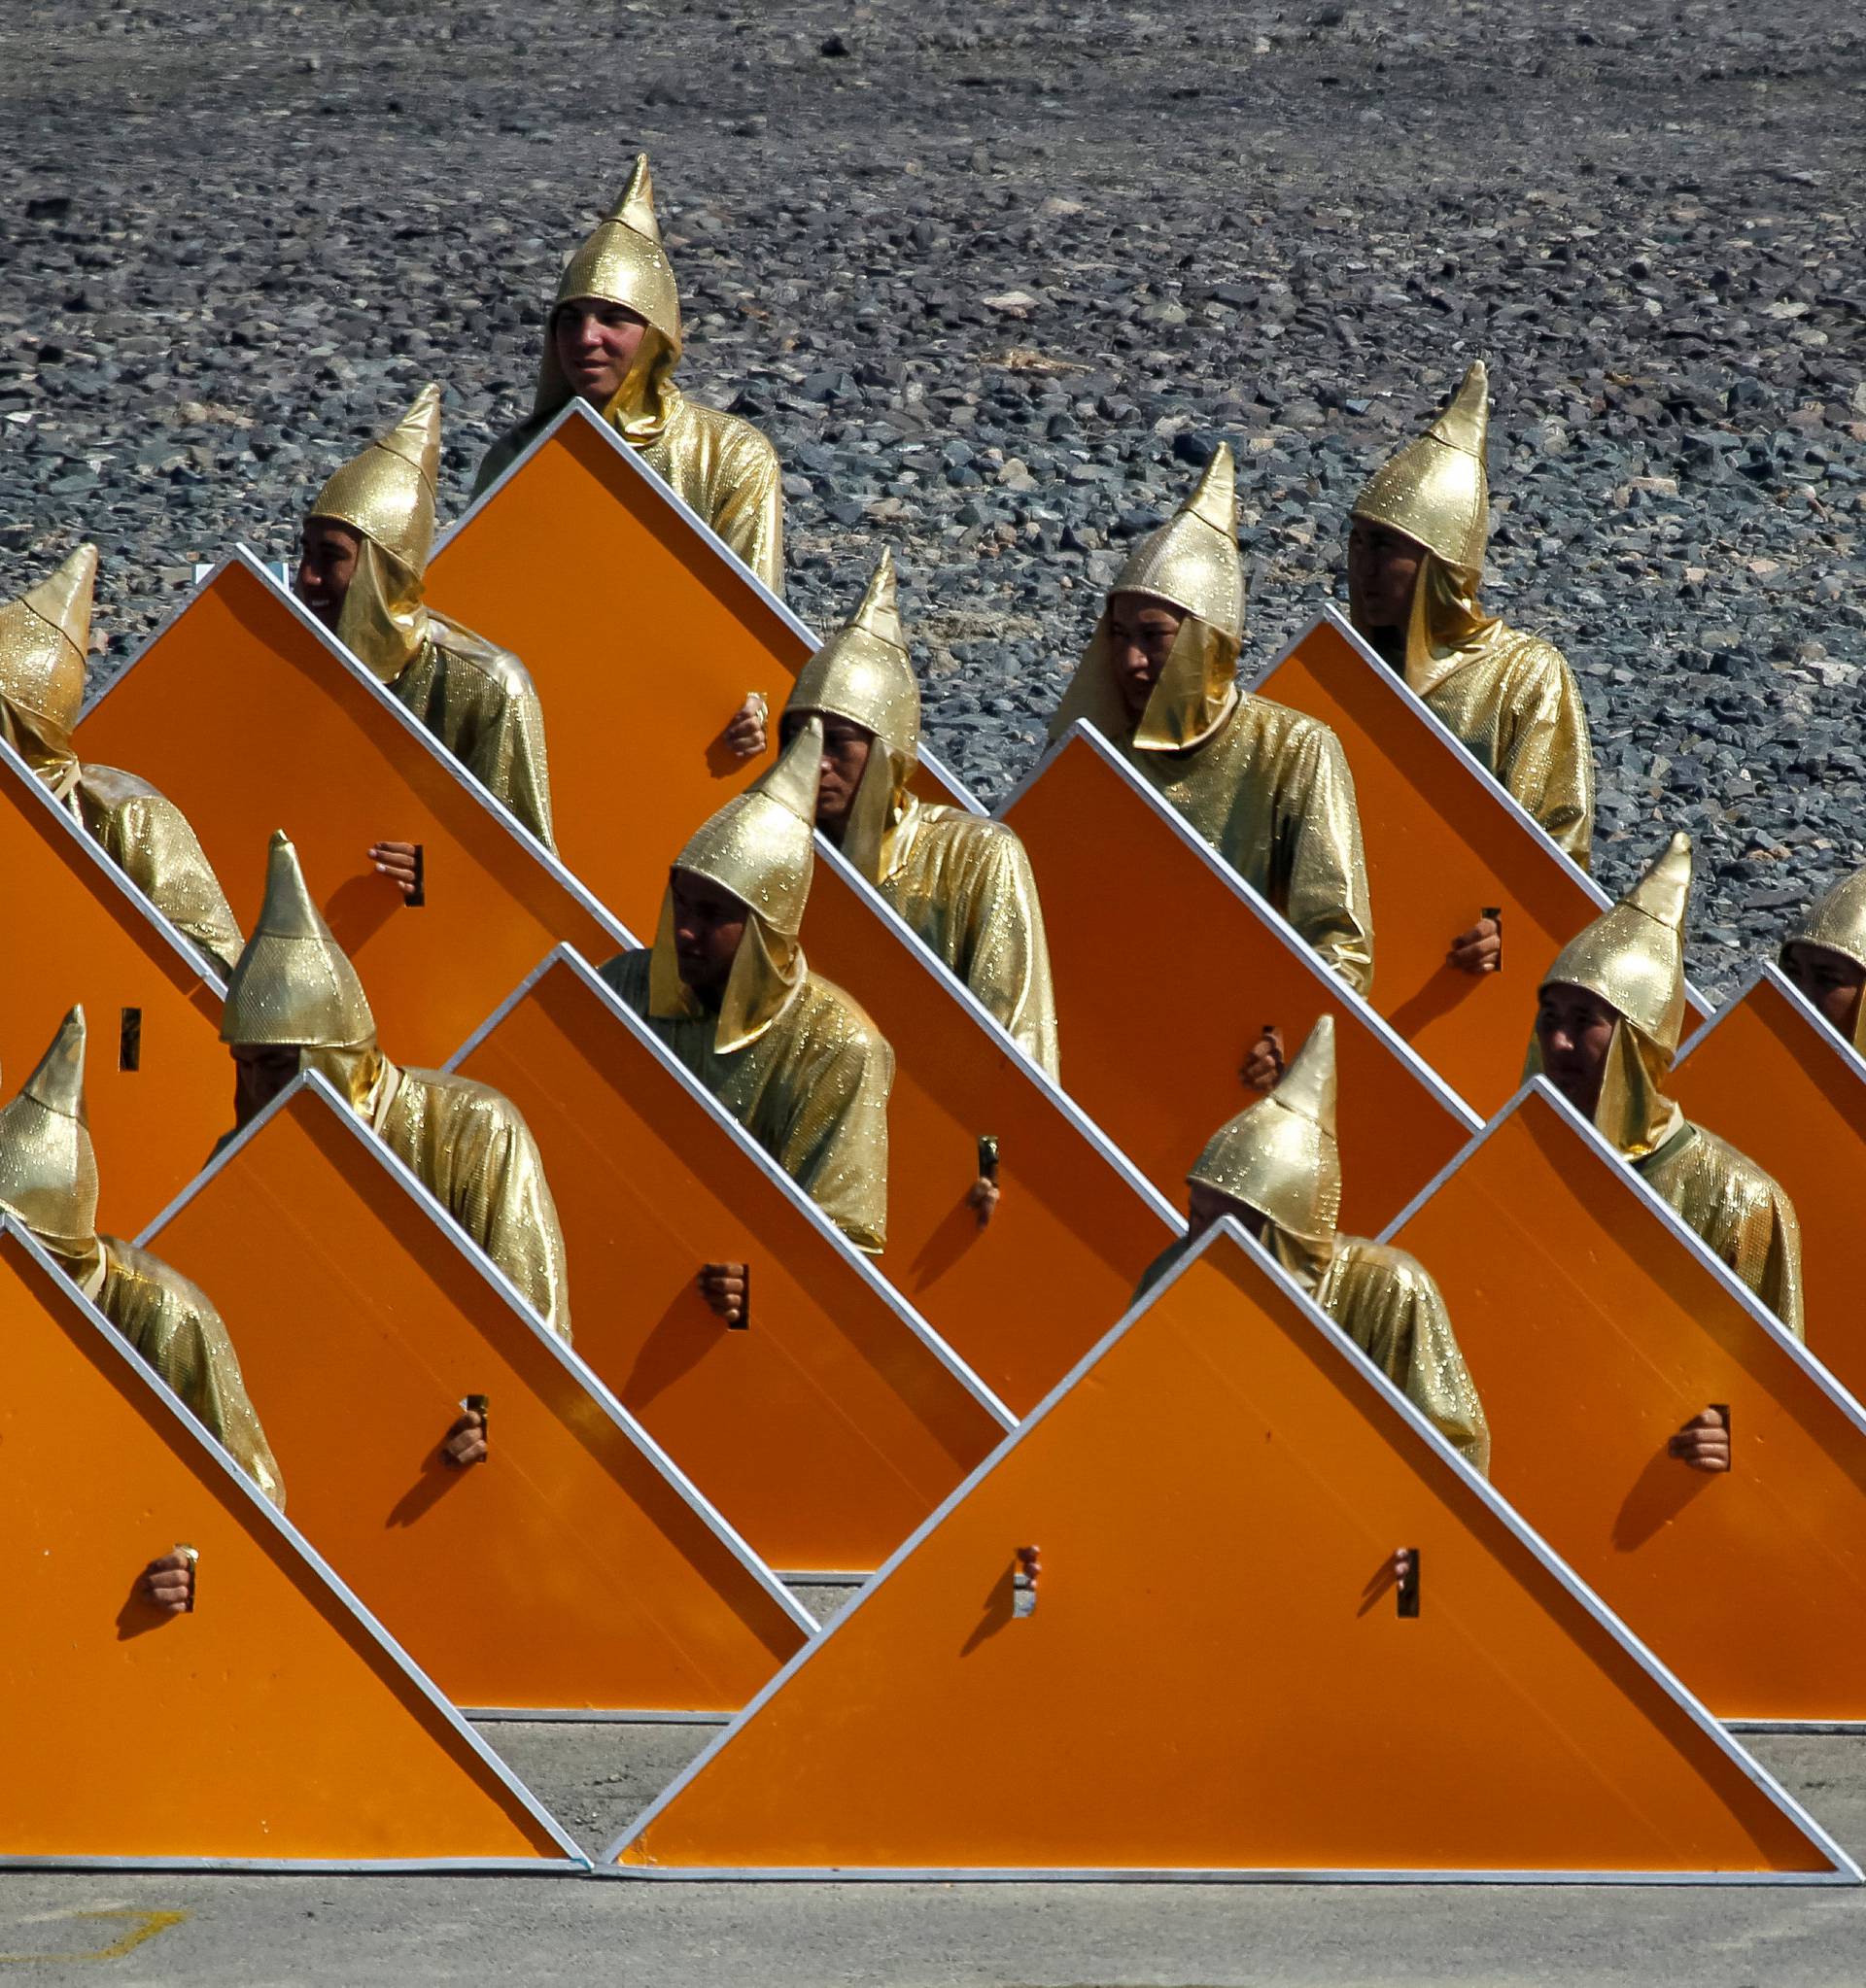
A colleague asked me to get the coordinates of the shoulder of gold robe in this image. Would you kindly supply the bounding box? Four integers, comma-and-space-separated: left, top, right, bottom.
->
1641, 1120, 1805, 1342
74, 763, 243, 974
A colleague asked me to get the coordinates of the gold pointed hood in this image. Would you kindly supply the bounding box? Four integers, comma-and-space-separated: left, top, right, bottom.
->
782, 551, 921, 882
0, 542, 96, 781
1188, 1014, 1340, 1287
1048, 445, 1244, 754
1782, 866, 1866, 1051
1527, 830, 1691, 1157
1353, 361, 1491, 574
649, 721, 823, 1053
309, 384, 441, 681
0, 1006, 101, 1270
533, 155, 684, 441
221, 832, 391, 1114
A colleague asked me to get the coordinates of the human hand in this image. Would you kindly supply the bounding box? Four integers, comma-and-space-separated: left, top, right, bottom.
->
1668, 1405, 1731, 1474
1448, 914, 1503, 977
1240, 1025, 1285, 1093
698, 1261, 750, 1326
441, 1407, 488, 1468
721, 694, 769, 762
137, 1549, 195, 1616
368, 840, 422, 901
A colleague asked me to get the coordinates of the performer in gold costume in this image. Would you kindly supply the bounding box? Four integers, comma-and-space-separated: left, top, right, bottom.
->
1134, 1015, 1489, 1473
1048, 445, 1374, 993
0, 1006, 284, 1513
1531, 832, 1804, 1374
1780, 866, 1866, 1050
1, 545, 242, 973
218, 831, 571, 1341
1350, 361, 1595, 927
600, 722, 893, 1257
750, 550, 1058, 1078
473, 155, 784, 596
300, 384, 555, 868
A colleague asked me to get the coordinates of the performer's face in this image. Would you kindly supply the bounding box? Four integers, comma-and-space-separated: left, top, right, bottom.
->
553, 297, 648, 405
296, 519, 362, 631
1781, 941, 1866, 1040
1347, 518, 1424, 637
229, 1045, 303, 1128
1535, 982, 1621, 1118
782, 709, 873, 839
1186, 1180, 1267, 1245
1106, 592, 1184, 720
669, 868, 749, 1001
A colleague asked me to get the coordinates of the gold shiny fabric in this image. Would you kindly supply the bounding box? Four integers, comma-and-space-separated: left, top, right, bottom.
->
784, 553, 1061, 1077
312, 387, 556, 846
96, 1236, 287, 1507
222, 833, 571, 1336
601, 947, 892, 1254
1783, 867, 1866, 1051
1049, 449, 1373, 991
1530, 831, 1804, 1332
1136, 1018, 1488, 1470
1638, 1121, 1805, 1342
0, 546, 242, 972
0, 1007, 283, 1503
471, 156, 784, 595
1353, 362, 1595, 867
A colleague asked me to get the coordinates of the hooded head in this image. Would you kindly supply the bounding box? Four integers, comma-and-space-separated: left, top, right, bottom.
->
534, 156, 683, 439
780, 551, 920, 882
221, 831, 390, 1115
0, 543, 96, 790
649, 721, 823, 1053
1187, 1015, 1340, 1289
1528, 830, 1691, 1158
1049, 445, 1245, 754
0, 1006, 103, 1285
1780, 867, 1866, 1052
307, 383, 441, 682
1350, 362, 1501, 690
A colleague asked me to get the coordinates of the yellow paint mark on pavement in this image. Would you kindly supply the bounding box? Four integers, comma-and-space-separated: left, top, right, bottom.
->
0, 1909, 189, 1964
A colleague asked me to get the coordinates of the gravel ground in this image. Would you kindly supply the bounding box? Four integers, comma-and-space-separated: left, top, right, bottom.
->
3, 1, 1862, 992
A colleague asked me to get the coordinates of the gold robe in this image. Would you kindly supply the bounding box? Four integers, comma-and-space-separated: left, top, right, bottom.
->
1118, 692, 1374, 994
379, 1066, 572, 1341
71, 765, 243, 974
1136, 1230, 1489, 1472
601, 948, 891, 1252
98, 1236, 285, 1506
475, 387, 784, 598
1410, 619, 1594, 871
880, 801, 1060, 1080
1638, 1120, 1804, 1341
390, 616, 555, 849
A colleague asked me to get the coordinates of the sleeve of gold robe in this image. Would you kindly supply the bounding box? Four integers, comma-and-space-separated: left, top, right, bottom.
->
458, 670, 557, 852
77, 768, 243, 975
1269, 723, 1375, 997
1726, 1173, 1806, 1344
708, 425, 785, 599
1340, 1248, 1490, 1476
946, 824, 1062, 1081
774, 1017, 894, 1254
1496, 638, 1595, 873
104, 1243, 286, 1508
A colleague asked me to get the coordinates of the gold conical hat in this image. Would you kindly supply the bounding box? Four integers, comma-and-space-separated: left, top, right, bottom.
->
1353, 360, 1491, 573
221, 831, 377, 1050
1188, 1014, 1340, 1248
311, 383, 442, 576
554, 155, 682, 355
1111, 444, 1244, 640
0, 543, 97, 753
784, 550, 919, 765
1785, 867, 1866, 978
0, 1006, 98, 1247
1540, 830, 1691, 1055
675, 720, 823, 939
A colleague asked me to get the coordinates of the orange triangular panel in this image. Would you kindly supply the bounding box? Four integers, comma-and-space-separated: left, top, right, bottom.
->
796, 843, 1180, 1412
0, 1223, 580, 1868
0, 742, 227, 1234
997, 724, 1478, 1233
1387, 1080, 1866, 1723
1674, 965, 1866, 1404
137, 1075, 810, 1713
74, 551, 624, 1071
448, 949, 1011, 1573
605, 1228, 1847, 1878
1251, 612, 1707, 1110
426, 404, 966, 938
